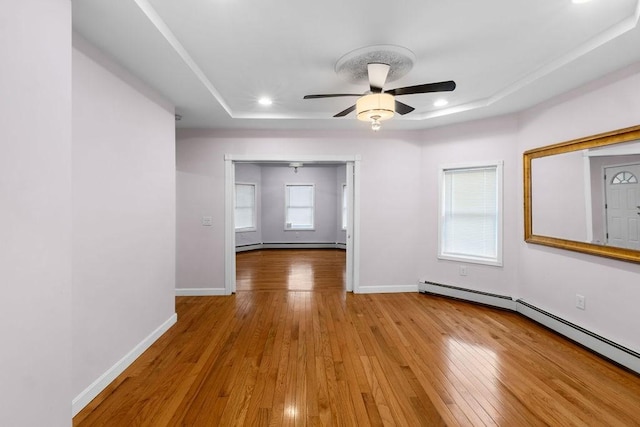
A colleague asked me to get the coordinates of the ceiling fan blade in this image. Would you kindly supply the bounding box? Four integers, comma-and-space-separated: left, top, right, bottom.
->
333, 105, 356, 117
395, 100, 415, 115
303, 94, 361, 99
386, 80, 456, 96
368, 63, 390, 93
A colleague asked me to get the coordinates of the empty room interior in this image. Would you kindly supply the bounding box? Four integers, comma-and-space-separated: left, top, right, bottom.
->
4, 1, 640, 426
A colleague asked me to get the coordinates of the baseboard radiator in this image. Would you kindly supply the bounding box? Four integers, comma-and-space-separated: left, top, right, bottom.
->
236, 242, 347, 252
419, 281, 640, 375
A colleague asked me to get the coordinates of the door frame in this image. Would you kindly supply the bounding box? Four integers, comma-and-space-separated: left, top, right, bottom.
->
224, 154, 361, 294
604, 162, 640, 248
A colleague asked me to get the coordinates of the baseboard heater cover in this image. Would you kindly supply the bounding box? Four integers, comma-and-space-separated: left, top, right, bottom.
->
515, 299, 640, 373
419, 281, 640, 374
419, 281, 516, 310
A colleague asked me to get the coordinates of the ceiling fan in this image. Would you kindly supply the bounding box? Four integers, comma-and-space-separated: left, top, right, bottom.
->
303, 63, 456, 131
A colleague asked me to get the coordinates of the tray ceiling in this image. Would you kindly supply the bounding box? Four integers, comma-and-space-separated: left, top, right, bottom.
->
72, 0, 640, 131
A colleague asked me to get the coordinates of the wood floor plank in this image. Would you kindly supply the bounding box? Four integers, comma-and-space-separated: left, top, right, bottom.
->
74, 249, 640, 426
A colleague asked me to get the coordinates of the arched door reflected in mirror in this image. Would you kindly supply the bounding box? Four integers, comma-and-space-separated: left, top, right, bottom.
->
605, 165, 639, 250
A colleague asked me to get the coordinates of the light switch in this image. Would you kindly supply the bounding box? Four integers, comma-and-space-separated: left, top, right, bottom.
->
202, 216, 213, 226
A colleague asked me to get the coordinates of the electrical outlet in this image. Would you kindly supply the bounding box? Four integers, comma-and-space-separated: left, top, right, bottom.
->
576, 294, 586, 310
459, 265, 468, 276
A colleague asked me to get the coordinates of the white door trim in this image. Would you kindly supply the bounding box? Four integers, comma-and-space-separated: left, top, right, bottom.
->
224, 154, 361, 294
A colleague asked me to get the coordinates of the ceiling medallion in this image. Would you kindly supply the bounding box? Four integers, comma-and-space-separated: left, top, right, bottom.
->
334, 45, 416, 85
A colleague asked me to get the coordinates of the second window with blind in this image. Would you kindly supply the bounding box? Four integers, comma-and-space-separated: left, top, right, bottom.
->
438, 161, 503, 266
285, 184, 315, 230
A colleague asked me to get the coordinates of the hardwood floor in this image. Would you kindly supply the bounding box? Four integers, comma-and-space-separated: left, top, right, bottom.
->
236, 249, 346, 291
74, 250, 640, 426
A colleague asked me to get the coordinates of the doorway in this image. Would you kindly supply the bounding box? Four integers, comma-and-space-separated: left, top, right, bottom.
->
224, 154, 360, 294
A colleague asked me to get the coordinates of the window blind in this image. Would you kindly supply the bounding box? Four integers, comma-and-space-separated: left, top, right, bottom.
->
342, 184, 348, 230
235, 184, 255, 230
442, 166, 498, 261
285, 185, 314, 229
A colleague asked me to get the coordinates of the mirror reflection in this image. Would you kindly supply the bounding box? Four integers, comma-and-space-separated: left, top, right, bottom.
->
524, 125, 640, 263
531, 140, 640, 250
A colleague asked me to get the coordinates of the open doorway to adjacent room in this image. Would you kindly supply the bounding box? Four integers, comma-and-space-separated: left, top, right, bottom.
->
224, 155, 360, 294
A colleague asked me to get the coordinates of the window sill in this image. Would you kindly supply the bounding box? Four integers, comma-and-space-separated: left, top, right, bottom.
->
437, 253, 503, 267
235, 227, 257, 233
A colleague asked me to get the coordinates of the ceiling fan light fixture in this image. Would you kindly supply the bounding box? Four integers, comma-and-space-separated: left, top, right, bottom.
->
356, 93, 395, 126
289, 162, 303, 173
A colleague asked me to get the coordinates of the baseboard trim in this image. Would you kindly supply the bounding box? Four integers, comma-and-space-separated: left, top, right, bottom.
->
72, 312, 178, 416
236, 242, 346, 252
175, 288, 227, 296
418, 281, 639, 374
419, 281, 516, 310
357, 284, 419, 294
235, 243, 263, 252
515, 299, 640, 374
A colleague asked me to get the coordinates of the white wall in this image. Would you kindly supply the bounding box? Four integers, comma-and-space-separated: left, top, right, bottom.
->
177, 131, 423, 291
260, 164, 339, 243
517, 62, 640, 353
0, 1, 72, 426
72, 37, 176, 407
418, 116, 520, 297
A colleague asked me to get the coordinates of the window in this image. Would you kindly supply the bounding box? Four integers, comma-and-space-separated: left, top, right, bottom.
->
342, 184, 348, 230
235, 183, 256, 231
611, 171, 638, 184
438, 162, 503, 266
285, 184, 314, 230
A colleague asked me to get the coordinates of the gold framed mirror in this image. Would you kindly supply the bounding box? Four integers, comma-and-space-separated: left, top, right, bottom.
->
524, 124, 640, 263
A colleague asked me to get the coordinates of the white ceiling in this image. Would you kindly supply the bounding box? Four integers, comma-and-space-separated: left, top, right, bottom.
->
72, 0, 640, 131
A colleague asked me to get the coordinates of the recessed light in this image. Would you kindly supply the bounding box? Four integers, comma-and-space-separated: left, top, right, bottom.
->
258, 97, 273, 106
433, 99, 449, 107
572, 0, 591, 4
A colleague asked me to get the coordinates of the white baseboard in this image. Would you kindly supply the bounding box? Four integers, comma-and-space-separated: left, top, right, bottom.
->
235, 243, 263, 252
72, 313, 178, 416
419, 281, 639, 374
419, 281, 516, 310
356, 284, 419, 294
236, 242, 347, 252
175, 288, 227, 296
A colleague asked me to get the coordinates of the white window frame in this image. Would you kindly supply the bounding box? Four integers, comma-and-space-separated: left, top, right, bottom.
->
284, 183, 315, 230
234, 182, 257, 232
438, 161, 503, 266
341, 183, 348, 230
